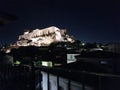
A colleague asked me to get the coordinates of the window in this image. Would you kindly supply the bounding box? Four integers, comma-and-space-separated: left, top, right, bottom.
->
59, 86, 64, 90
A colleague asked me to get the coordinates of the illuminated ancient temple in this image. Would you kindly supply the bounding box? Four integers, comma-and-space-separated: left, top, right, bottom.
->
17, 26, 75, 46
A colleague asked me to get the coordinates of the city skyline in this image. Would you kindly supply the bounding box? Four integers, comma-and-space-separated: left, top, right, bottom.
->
0, 0, 119, 46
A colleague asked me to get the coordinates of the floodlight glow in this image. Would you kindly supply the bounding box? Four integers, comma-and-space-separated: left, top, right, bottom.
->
16, 26, 75, 46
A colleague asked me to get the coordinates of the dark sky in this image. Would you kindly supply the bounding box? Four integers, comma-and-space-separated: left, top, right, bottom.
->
0, 0, 119, 46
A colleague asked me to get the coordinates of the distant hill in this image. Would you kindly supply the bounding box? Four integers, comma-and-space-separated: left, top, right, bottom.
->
16, 26, 75, 46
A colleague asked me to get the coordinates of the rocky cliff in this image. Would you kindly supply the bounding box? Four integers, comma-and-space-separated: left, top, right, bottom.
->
16, 26, 75, 46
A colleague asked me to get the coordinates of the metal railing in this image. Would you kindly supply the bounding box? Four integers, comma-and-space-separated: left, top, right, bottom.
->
40, 67, 120, 90
0, 65, 120, 90
0, 65, 40, 90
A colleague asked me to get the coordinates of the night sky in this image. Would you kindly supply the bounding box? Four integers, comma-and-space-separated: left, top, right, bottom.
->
0, 0, 119, 46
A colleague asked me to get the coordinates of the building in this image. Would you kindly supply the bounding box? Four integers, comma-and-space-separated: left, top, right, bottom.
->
75, 50, 120, 74
40, 50, 120, 90
16, 26, 75, 46
105, 43, 120, 54
67, 49, 80, 63
40, 59, 120, 90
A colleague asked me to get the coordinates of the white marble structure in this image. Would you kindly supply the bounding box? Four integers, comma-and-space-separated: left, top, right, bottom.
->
16, 26, 74, 46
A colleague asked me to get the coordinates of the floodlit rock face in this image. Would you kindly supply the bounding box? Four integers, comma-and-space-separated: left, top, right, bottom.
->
16, 26, 75, 46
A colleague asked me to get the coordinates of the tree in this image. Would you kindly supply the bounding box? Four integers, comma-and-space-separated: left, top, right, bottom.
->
84, 43, 97, 51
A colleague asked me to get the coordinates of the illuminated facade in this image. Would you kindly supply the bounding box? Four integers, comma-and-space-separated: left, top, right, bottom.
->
16, 26, 75, 46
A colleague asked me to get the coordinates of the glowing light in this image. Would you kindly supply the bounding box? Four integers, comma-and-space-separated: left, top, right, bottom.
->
16, 26, 75, 46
